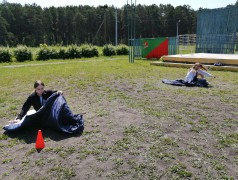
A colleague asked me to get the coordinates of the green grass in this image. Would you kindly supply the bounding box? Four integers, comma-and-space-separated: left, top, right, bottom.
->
0, 56, 237, 179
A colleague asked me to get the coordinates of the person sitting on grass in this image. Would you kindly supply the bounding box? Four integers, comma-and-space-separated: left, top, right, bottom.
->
185, 62, 215, 83
9, 80, 63, 124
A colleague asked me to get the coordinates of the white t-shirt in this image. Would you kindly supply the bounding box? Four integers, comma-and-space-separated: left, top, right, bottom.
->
185, 69, 212, 83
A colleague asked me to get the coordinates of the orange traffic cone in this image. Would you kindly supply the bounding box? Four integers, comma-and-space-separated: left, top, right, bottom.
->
35, 130, 45, 150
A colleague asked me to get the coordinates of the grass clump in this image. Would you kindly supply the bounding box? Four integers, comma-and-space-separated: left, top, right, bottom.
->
36, 44, 58, 60
103, 44, 116, 56
0, 48, 11, 62
14, 45, 32, 62
66, 45, 81, 59
171, 162, 193, 178
116, 44, 129, 55
80, 44, 99, 58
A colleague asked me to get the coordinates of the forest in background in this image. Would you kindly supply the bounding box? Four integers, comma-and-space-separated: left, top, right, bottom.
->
0, 1, 237, 47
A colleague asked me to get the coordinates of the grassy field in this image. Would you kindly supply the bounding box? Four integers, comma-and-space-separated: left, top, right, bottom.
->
0, 56, 238, 179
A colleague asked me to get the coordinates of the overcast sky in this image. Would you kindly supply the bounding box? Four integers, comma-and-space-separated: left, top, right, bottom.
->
4, 0, 237, 10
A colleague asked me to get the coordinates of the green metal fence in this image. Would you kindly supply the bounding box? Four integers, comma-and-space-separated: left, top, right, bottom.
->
133, 39, 142, 58
196, 33, 236, 54
168, 37, 177, 55
196, 6, 238, 54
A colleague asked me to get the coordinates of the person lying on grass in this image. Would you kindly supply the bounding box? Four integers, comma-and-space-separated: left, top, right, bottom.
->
185, 62, 215, 83
9, 80, 63, 124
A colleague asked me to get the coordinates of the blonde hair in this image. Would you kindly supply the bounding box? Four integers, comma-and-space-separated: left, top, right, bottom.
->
190, 63, 207, 73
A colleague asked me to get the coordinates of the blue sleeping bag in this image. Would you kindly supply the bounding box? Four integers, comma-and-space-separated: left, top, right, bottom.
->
162, 79, 209, 87
3, 93, 84, 134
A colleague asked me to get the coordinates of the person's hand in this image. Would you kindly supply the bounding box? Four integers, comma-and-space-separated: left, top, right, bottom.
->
8, 119, 21, 124
57, 91, 63, 95
212, 75, 216, 78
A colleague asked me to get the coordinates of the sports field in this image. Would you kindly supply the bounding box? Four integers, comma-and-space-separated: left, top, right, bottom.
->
0, 57, 237, 179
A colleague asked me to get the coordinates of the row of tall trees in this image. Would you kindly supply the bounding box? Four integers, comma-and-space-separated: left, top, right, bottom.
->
0, 2, 227, 47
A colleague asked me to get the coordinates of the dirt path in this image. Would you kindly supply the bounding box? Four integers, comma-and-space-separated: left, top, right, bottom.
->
0, 57, 125, 68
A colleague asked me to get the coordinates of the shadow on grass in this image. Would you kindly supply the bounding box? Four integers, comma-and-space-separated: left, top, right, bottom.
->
4, 127, 83, 144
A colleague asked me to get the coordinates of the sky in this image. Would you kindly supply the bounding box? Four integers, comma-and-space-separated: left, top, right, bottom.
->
3, 0, 238, 10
